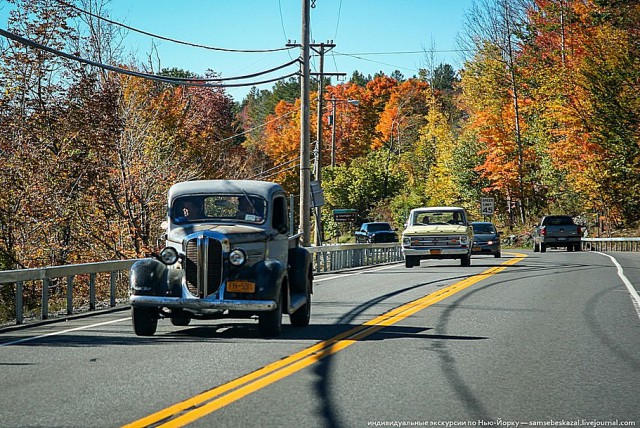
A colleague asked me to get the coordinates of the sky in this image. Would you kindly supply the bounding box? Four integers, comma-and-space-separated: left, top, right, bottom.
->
0, 0, 475, 101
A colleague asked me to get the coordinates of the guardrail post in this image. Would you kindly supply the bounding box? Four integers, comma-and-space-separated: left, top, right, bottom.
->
67, 275, 74, 315
89, 273, 96, 311
42, 278, 50, 320
16, 281, 23, 325
110, 271, 117, 307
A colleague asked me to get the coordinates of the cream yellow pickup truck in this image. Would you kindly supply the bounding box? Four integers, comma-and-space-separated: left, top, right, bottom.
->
402, 207, 474, 268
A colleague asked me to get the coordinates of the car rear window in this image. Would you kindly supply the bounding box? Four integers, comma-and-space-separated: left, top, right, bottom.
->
367, 223, 391, 232
543, 216, 574, 226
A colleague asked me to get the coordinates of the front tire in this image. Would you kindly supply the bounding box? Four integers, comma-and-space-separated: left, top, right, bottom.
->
290, 272, 312, 327
405, 256, 419, 268
259, 290, 283, 337
461, 254, 471, 266
132, 307, 158, 336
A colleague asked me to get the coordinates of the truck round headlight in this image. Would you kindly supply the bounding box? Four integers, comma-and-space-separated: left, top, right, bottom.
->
459, 236, 469, 245
229, 248, 247, 266
159, 247, 179, 265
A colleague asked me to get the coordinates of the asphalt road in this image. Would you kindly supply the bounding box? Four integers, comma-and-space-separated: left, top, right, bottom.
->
1, 249, 639, 428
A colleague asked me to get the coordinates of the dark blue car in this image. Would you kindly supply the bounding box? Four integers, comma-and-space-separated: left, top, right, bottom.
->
355, 222, 398, 243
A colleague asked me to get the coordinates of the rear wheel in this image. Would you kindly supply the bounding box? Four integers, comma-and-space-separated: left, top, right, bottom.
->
170, 309, 191, 327
259, 290, 282, 337
574, 243, 581, 251
132, 307, 158, 336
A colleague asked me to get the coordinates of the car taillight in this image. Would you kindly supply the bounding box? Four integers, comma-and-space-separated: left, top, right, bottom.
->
541, 227, 546, 236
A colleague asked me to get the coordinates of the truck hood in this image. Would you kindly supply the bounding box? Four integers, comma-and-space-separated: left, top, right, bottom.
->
168, 223, 268, 245
403, 224, 469, 236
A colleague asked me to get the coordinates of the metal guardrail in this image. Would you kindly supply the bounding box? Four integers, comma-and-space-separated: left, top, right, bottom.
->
0, 244, 404, 327
582, 237, 640, 252
307, 243, 403, 273
0, 260, 141, 325
2, 238, 638, 326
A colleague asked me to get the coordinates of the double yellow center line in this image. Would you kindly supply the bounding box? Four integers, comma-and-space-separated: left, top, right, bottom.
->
124, 253, 526, 428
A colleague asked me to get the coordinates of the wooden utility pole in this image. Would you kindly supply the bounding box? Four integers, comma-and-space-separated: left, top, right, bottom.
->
299, 0, 311, 246
310, 42, 344, 246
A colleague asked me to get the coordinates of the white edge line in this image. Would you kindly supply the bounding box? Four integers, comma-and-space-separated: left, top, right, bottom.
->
0, 317, 131, 347
596, 251, 640, 320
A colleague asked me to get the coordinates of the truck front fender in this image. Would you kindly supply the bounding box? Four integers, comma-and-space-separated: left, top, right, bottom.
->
254, 259, 286, 301
130, 258, 169, 296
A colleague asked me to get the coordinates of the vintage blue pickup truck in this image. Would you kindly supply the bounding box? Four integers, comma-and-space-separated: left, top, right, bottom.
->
129, 180, 313, 337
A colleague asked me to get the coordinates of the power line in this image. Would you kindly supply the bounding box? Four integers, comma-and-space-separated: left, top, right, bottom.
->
210, 109, 297, 146
252, 161, 300, 180
53, 0, 296, 54
335, 49, 471, 56
0, 27, 300, 88
250, 157, 300, 180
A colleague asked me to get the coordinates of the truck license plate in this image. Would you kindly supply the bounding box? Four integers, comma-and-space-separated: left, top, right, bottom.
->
430, 249, 442, 255
227, 280, 255, 293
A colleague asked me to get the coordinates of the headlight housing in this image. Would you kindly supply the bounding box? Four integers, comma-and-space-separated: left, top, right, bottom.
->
403, 237, 411, 246
229, 248, 247, 266
159, 247, 179, 265
459, 235, 469, 245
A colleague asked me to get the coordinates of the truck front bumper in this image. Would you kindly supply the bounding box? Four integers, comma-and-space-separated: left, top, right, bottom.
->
130, 295, 277, 313
403, 246, 469, 257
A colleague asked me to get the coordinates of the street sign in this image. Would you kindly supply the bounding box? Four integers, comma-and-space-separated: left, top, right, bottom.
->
481, 197, 494, 216
333, 209, 357, 223
310, 180, 325, 208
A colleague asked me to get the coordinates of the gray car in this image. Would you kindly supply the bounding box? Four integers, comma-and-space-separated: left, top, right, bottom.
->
471, 221, 502, 258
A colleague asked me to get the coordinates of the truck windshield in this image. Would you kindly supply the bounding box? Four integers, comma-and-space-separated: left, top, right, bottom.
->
172, 194, 267, 224
412, 211, 465, 226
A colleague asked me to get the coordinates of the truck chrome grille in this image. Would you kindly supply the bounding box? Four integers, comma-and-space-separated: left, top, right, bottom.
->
409, 235, 462, 247
185, 236, 223, 297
